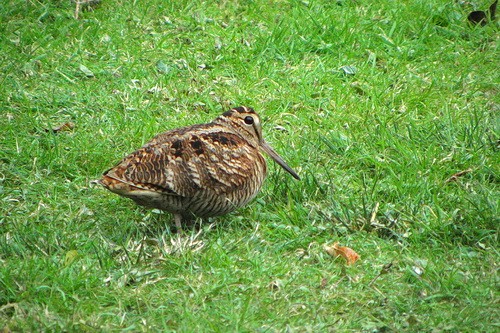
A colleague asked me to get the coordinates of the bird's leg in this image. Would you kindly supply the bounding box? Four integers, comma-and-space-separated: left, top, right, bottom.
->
174, 214, 183, 234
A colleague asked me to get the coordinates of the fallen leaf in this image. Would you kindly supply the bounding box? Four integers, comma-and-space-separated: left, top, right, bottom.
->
268, 279, 283, 291
491, 0, 498, 19
50, 122, 75, 133
79, 64, 94, 77
411, 259, 427, 277
64, 250, 79, 266
412, 265, 424, 276
339, 65, 357, 76
445, 168, 472, 183
468, 10, 488, 26
156, 60, 171, 74
324, 242, 360, 265
467, 0, 497, 26
274, 125, 288, 132
197, 63, 214, 70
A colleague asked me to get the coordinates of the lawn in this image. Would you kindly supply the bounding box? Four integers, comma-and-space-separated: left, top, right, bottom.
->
1, 0, 498, 331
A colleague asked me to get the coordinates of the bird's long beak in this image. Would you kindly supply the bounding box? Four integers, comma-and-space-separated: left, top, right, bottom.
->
261, 141, 300, 180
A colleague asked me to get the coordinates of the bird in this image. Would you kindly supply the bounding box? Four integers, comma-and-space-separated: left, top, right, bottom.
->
98, 106, 300, 231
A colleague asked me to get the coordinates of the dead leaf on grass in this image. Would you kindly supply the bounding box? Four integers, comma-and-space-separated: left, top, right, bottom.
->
445, 168, 472, 183
79, 64, 94, 77
46, 122, 75, 133
324, 242, 360, 265
64, 250, 79, 266
268, 279, 283, 291
467, 0, 497, 26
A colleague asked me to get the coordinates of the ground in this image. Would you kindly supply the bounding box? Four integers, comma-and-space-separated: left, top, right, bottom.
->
0, 0, 498, 331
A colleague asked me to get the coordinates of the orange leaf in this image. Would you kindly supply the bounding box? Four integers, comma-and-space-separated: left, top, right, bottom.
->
325, 242, 360, 265
49, 122, 75, 133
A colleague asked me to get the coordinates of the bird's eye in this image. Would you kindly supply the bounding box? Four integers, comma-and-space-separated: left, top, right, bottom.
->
244, 116, 254, 125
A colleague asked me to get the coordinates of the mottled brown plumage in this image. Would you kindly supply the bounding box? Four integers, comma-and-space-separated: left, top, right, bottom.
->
99, 106, 299, 230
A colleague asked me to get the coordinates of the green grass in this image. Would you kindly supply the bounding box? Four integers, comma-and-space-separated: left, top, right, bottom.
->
1, 0, 498, 331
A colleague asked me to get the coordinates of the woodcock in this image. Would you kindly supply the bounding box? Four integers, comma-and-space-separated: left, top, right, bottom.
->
99, 106, 300, 230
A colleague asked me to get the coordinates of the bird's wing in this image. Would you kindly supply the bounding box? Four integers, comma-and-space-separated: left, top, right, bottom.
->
103, 128, 261, 197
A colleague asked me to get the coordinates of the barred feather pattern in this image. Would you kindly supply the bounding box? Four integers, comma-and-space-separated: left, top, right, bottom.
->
99, 106, 298, 229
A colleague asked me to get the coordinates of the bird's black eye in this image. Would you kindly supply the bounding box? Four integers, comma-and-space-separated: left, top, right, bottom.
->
244, 116, 254, 125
